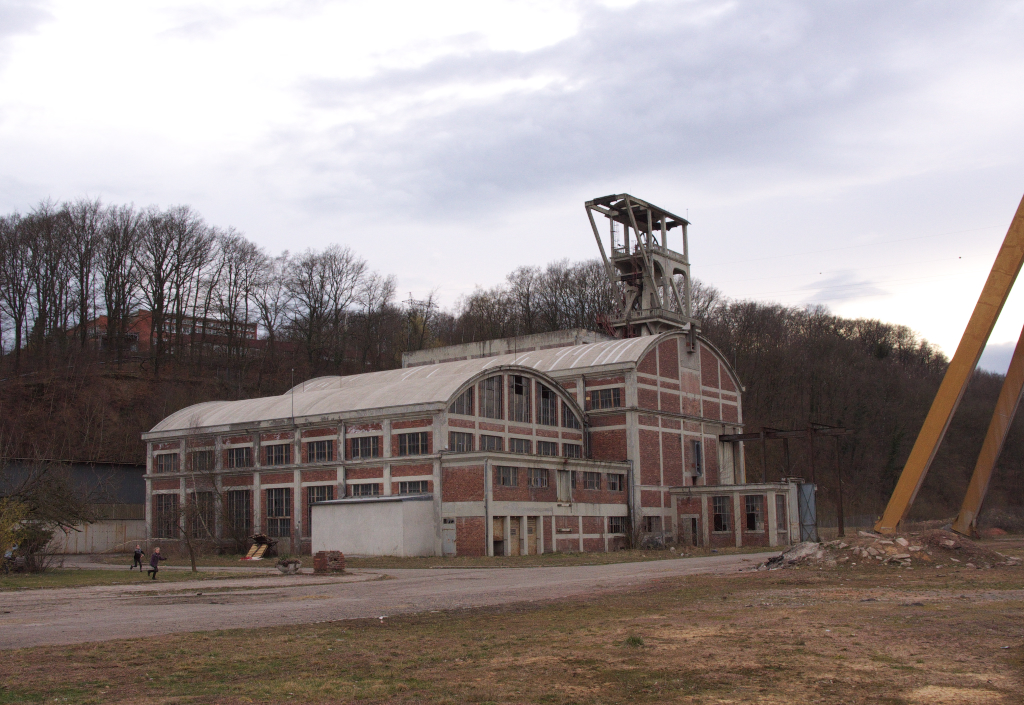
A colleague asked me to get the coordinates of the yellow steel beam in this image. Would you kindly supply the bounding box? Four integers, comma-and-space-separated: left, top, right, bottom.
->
952, 322, 1024, 536
874, 193, 1024, 535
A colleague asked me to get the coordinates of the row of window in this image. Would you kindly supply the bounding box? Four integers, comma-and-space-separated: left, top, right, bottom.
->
494, 467, 624, 491
711, 495, 788, 533
449, 431, 582, 458
154, 433, 432, 472
449, 376, 583, 429
348, 480, 428, 497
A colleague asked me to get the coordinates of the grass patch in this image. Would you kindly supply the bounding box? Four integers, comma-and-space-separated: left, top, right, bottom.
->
2, 562, 1023, 703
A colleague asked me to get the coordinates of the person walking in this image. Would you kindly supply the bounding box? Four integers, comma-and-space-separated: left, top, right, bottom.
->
146, 546, 166, 580
130, 545, 146, 571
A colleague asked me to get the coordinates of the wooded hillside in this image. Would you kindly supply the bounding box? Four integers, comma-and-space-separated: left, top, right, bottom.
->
1, 199, 1020, 524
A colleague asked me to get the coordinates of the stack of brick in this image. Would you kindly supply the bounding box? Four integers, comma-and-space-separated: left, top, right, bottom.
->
313, 550, 346, 573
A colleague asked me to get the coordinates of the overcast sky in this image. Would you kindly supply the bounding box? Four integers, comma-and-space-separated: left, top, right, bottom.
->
2, 0, 1024, 371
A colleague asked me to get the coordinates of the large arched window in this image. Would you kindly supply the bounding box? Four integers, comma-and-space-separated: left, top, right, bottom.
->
479, 375, 503, 419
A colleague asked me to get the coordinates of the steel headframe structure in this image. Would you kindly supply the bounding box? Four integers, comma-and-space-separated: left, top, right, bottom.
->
875, 192, 1024, 536
586, 194, 697, 339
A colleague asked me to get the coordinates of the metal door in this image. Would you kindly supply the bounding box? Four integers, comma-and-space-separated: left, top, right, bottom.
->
527, 517, 538, 555
509, 517, 521, 556
442, 517, 456, 556
557, 470, 571, 502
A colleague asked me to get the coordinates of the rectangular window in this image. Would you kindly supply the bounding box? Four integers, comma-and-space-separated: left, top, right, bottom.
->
607, 473, 624, 492
154, 494, 179, 538
226, 489, 251, 537
527, 468, 549, 488
536, 440, 558, 456
266, 487, 292, 538
187, 491, 216, 538
307, 440, 334, 463
509, 437, 531, 454
449, 387, 474, 415
509, 375, 531, 423
590, 388, 622, 410
563, 443, 582, 458
480, 434, 503, 452
399, 480, 429, 494
265, 443, 291, 466
776, 494, 788, 532
691, 440, 704, 477
449, 431, 474, 453
608, 516, 627, 534
398, 432, 429, 456
350, 483, 381, 497
496, 466, 518, 487
712, 496, 731, 532
582, 471, 601, 490
642, 516, 662, 533
744, 495, 765, 531
537, 384, 558, 426
188, 450, 213, 472
156, 453, 179, 474
350, 436, 380, 459
227, 447, 253, 469
480, 376, 503, 419
562, 406, 581, 429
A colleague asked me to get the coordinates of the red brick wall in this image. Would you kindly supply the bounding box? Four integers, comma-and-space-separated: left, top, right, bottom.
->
639, 429, 661, 484
658, 339, 679, 379
346, 422, 382, 433
543, 516, 553, 552
536, 428, 559, 439
557, 538, 579, 551
638, 350, 657, 375
702, 400, 721, 421
586, 376, 625, 387
456, 517, 485, 557
640, 490, 662, 507
442, 466, 484, 501
638, 387, 659, 410
449, 418, 475, 429
221, 474, 252, 487
153, 441, 180, 452
151, 478, 180, 491
347, 466, 384, 480
260, 472, 292, 485
225, 435, 250, 445
703, 438, 719, 485
392, 463, 433, 477
508, 426, 533, 436
660, 391, 681, 413
582, 516, 604, 534
582, 537, 604, 552
662, 432, 683, 486
555, 516, 579, 532
393, 418, 432, 430
722, 404, 738, 423
591, 429, 627, 461
301, 427, 336, 438
590, 414, 626, 428
720, 363, 736, 392
301, 469, 335, 482
700, 345, 719, 388
260, 431, 293, 443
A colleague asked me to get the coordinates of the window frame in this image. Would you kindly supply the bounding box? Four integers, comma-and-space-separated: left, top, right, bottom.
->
188, 449, 213, 472
527, 468, 549, 488
536, 440, 558, 457
226, 489, 251, 537
744, 495, 765, 532
562, 405, 581, 429
582, 471, 601, 490
264, 443, 291, 466
266, 487, 292, 538
350, 483, 381, 497
608, 516, 627, 534
591, 388, 622, 410
563, 443, 582, 459
775, 494, 788, 532
449, 431, 474, 453
307, 440, 334, 463
398, 480, 429, 495
226, 447, 253, 469
156, 453, 179, 474
509, 437, 531, 455
480, 434, 503, 452
537, 384, 558, 426
397, 431, 429, 456
449, 387, 474, 415
350, 436, 380, 459
607, 473, 624, 492
712, 496, 731, 533
153, 494, 179, 538
509, 375, 531, 423
496, 466, 518, 487
479, 375, 503, 419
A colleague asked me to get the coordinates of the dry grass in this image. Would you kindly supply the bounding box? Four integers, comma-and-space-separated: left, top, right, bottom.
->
2, 550, 1024, 703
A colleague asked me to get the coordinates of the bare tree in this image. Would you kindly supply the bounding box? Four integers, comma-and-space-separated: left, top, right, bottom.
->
98, 204, 142, 365
0, 213, 32, 370
64, 198, 104, 351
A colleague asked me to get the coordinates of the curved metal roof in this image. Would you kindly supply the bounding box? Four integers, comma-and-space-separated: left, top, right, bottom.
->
148, 335, 658, 434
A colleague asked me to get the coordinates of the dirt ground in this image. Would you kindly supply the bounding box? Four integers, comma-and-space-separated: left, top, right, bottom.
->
1, 539, 1022, 704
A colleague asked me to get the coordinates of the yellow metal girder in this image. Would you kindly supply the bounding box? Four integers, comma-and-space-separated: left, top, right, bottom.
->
952, 321, 1024, 536
874, 192, 1024, 535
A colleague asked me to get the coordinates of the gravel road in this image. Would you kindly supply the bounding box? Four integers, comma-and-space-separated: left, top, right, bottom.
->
0, 552, 772, 649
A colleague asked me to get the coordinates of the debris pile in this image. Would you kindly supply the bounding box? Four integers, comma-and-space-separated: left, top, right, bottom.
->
759, 529, 1022, 571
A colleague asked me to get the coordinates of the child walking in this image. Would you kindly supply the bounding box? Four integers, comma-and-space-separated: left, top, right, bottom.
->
146, 546, 166, 579
130, 545, 146, 571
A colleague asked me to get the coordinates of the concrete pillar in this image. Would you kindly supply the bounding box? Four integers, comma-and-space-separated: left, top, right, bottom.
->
733, 492, 742, 548
253, 472, 262, 536
433, 458, 443, 556
537, 513, 544, 555
293, 468, 302, 544
520, 514, 528, 555
485, 459, 493, 557
503, 515, 511, 557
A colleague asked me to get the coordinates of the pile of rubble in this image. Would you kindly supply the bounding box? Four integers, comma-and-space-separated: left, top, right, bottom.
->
759, 529, 1022, 571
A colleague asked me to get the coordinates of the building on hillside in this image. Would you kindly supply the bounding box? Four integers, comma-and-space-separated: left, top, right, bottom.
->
79, 310, 259, 354
141, 194, 807, 556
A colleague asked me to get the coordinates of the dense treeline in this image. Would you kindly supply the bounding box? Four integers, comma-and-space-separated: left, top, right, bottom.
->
1, 199, 1020, 522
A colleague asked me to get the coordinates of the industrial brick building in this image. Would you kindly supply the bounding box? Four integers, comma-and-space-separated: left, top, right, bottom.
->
142, 195, 804, 556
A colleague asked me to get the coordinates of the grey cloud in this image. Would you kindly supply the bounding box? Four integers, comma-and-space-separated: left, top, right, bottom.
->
268, 0, 1022, 223
979, 341, 1015, 375
800, 270, 888, 304
0, 0, 52, 68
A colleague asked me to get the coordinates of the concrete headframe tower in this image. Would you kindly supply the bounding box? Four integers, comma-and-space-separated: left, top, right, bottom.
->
586, 194, 696, 338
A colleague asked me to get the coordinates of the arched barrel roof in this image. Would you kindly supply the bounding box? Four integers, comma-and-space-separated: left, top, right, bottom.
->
147, 333, 737, 434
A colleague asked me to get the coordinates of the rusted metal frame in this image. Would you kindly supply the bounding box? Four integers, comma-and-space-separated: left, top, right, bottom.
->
952, 321, 1024, 536
586, 204, 619, 287
624, 197, 661, 311
875, 192, 1024, 534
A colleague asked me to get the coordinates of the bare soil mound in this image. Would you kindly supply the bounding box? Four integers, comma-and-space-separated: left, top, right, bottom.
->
760, 529, 1021, 571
